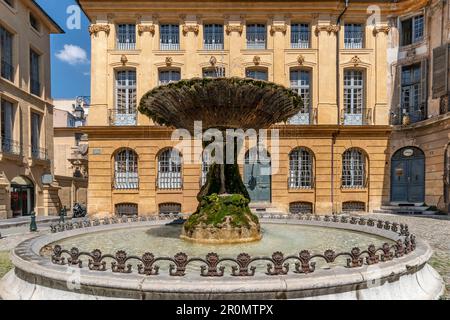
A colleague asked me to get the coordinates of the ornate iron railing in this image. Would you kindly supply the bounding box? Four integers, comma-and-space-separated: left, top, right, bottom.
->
108, 109, 137, 126
50, 214, 415, 277
0, 137, 22, 156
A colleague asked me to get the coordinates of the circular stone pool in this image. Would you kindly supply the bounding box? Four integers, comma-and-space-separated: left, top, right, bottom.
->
0, 216, 445, 300
51, 224, 392, 257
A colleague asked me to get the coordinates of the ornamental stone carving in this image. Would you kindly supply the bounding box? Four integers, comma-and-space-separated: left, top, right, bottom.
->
297, 54, 305, 65
314, 24, 339, 36
210, 56, 217, 66
137, 24, 155, 35
270, 24, 287, 35
182, 24, 199, 35
253, 56, 261, 65
88, 24, 111, 36
350, 55, 361, 66
372, 25, 391, 36
165, 57, 173, 66
225, 25, 243, 35
120, 55, 128, 66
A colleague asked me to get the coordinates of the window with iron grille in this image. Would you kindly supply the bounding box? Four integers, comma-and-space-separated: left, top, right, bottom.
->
201, 150, 212, 186
30, 49, 40, 96
160, 24, 180, 50
115, 203, 138, 216
203, 24, 224, 50
342, 149, 365, 188
202, 67, 225, 78
114, 70, 137, 125
343, 70, 364, 125
116, 24, 136, 50
289, 69, 311, 124
158, 148, 182, 189
114, 149, 138, 189
159, 69, 181, 85
291, 24, 310, 49
401, 63, 426, 123
401, 15, 424, 46
246, 24, 266, 49
344, 24, 364, 49
342, 201, 365, 212
245, 68, 268, 81
0, 25, 13, 81
159, 202, 181, 215
289, 202, 313, 214
289, 148, 313, 188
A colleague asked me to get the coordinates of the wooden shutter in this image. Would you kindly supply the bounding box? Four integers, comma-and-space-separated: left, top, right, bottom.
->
432, 44, 449, 98
390, 65, 402, 124
420, 59, 428, 117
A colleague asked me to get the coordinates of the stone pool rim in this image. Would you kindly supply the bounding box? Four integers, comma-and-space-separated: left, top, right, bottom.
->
0, 216, 445, 300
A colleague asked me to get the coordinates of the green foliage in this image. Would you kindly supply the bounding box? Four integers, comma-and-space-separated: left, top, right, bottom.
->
184, 194, 259, 232
0, 251, 12, 279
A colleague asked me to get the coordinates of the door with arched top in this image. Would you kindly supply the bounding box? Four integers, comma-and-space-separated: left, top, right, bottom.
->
244, 149, 271, 202
391, 147, 425, 203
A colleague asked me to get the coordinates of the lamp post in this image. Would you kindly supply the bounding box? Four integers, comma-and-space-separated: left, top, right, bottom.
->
30, 211, 37, 232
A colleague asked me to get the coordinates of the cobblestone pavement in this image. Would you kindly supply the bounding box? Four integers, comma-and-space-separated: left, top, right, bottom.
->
363, 213, 450, 300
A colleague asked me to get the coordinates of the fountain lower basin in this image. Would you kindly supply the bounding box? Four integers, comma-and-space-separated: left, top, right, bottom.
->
0, 216, 444, 300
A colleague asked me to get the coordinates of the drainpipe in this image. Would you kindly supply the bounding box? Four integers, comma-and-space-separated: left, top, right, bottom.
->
332, 0, 349, 214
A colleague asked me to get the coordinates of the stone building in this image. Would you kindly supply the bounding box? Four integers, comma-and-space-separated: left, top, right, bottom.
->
78, 0, 448, 216
0, 0, 63, 219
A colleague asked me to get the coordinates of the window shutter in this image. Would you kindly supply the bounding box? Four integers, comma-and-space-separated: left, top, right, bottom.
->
432, 44, 449, 99
391, 66, 402, 124
420, 59, 428, 117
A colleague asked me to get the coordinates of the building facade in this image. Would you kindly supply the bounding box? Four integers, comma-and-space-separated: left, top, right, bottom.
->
0, 0, 63, 219
79, 0, 444, 217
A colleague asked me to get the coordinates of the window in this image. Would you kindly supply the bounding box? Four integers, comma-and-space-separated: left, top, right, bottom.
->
31, 112, 43, 159
289, 148, 313, 188
159, 203, 181, 215
114, 149, 138, 189
289, 69, 311, 124
342, 149, 365, 188
0, 99, 17, 154
246, 24, 266, 49
157, 148, 182, 189
201, 150, 211, 186
116, 24, 136, 50
203, 24, 224, 50
0, 25, 13, 81
343, 70, 364, 125
289, 202, 313, 214
202, 67, 225, 78
401, 62, 427, 123
291, 24, 310, 49
115, 203, 138, 216
245, 68, 268, 81
401, 15, 424, 46
114, 70, 137, 125
342, 201, 366, 212
159, 69, 181, 85
29, 13, 39, 31
160, 24, 179, 50
3, 0, 14, 7
344, 24, 364, 49
30, 49, 40, 96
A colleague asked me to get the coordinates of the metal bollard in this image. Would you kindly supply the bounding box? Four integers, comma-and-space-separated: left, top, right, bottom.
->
30, 211, 37, 232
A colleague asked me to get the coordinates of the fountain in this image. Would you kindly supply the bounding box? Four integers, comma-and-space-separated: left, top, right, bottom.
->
139, 77, 302, 243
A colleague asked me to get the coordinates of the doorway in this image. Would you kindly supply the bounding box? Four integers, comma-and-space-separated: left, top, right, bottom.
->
244, 148, 271, 203
10, 176, 35, 216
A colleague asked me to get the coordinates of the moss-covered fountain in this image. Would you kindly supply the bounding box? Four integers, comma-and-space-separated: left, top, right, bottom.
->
138, 77, 302, 243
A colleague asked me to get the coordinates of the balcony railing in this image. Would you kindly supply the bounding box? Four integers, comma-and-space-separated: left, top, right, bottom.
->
291, 32, 310, 49
246, 41, 266, 50
116, 41, 136, 51
31, 146, 48, 160
0, 137, 22, 156
160, 43, 180, 51
342, 108, 372, 125
344, 31, 364, 49
288, 112, 311, 125
113, 173, 139, 190
109, 109, 137, 126
390, 105, 427, 125
1, 59, 14, 81
203, 43, 224, 50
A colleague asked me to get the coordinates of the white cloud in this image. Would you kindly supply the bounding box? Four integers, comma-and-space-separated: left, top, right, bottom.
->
55, 44, 89, 65
83, 71, 90, 76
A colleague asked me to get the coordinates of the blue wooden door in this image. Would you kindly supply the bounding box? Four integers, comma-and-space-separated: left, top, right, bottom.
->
391, 147, 425, 203
244, 151, 271, 202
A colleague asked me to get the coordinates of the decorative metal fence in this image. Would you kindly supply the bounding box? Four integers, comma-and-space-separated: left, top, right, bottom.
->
49, 214, 415, 277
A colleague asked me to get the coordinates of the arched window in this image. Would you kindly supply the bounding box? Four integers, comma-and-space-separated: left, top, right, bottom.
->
342, 201, 366, 212
289, 147, 313, 188
158, 148, 182, 189
202, 67, 225, 78
342, 148, 366, 188
114, 149, 138, 189
159, 202, 181, 215
159, 68, 180, 85
115, 203, 138, 216
289, 202, 313, 214
245, 67, 268, 81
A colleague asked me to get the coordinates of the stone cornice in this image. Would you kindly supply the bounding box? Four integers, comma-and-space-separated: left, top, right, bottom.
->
88, 24, 110, 36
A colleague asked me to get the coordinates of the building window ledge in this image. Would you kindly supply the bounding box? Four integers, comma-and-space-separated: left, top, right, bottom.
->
340, 187, 368, 193
156, 189, 183, 195
287, 188, 315, 193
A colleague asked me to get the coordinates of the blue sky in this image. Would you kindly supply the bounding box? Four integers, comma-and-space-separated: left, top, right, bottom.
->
36, 0, 91, 99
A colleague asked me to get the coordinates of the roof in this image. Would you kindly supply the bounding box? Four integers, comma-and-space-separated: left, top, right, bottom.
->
30, 0, 65, 34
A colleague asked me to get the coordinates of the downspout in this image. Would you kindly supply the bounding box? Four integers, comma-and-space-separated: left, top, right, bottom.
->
332, 0, 349, 214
